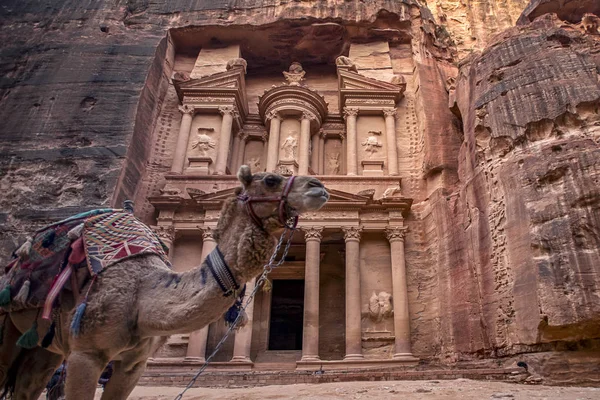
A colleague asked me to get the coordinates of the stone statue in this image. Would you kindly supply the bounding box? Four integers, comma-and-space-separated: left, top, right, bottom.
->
191, 128, 216, 156
368, 291, 393, 323
327, 152, 340, 175
281, 134, 298, 160
382, 186, 402, 198
283, 62, 306, 86
246, 156, 261, 171
335, 55, 357, 72
361, 130, 383, 158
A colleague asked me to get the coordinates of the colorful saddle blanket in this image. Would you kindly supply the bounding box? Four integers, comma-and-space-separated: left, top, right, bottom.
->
0, 209, 170, 316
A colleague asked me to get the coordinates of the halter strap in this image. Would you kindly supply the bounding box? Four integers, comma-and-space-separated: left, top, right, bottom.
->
205, 247, 239, 297
237, 176, 299, 231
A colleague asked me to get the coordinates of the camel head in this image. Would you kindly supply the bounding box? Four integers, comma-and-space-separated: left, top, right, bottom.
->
236, 165, 329, 229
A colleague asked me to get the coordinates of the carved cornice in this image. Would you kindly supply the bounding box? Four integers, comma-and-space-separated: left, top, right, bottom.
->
302, 226, 323, 241
385, 226, 408, 242
342, 226, 363, 242
383, 108, 398, 118
178, 104, 195, 115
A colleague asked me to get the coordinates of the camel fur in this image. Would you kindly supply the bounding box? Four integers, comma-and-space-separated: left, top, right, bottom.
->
0, 166, 329, 400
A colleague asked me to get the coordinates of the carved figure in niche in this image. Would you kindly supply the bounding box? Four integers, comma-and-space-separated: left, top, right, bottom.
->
281, 134, 298, 160
369, 291, 393, 323
191, 128, 216, 156
327, 152, 340, 175
382, 186, 402, 198
361, 130, 383, 158
246, 156, 262, 172
283, 62, 306, 86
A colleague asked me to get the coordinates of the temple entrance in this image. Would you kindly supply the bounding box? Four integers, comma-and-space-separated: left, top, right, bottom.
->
268, 279, 305, 350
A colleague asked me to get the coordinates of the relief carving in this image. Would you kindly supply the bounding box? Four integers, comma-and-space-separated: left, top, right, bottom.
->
178, 104, 195, 115
246, 156, 262, 172
368, 291, 393, 323
191, 128, 216, 156
281, 134, 298, 160
342, 226, 362, 241
302, 226, 323, 241
361, 130, 383, 158
283, 62, 306, 86
152, 225, 175, 243
276, 164, 294, 176
327, 152, 340, 175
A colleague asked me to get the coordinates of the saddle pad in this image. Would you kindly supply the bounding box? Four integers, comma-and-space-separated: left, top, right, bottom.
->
83, 212, 171, 275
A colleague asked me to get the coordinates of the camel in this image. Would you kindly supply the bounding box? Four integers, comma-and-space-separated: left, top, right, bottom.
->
0, 165, 329, 400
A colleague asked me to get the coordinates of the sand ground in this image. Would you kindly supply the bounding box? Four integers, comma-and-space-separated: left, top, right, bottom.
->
78, 379, 599, 400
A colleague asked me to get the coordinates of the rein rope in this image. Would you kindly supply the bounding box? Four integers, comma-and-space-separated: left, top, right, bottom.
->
173, 224, 296, 400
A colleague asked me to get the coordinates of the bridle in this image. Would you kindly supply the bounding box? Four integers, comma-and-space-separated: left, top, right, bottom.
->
237, 175, 299, 230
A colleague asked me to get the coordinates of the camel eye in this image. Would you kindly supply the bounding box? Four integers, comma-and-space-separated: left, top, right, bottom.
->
264, 175, 280, 188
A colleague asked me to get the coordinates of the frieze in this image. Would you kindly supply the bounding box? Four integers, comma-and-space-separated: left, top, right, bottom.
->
360, 212, 388, 221
345, 99, 396, 106
183, 97, 235, 105
302, 211, 356, 220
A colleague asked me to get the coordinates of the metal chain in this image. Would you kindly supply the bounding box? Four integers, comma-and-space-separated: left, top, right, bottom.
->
174, 226, 296, 400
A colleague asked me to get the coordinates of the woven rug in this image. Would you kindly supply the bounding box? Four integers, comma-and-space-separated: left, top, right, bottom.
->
83, 212, 171, 274
1, 209, 170, 315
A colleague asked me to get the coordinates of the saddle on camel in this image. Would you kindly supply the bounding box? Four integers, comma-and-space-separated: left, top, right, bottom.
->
0, 166, 329, 400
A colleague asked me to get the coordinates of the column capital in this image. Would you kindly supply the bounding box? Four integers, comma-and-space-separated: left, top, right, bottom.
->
383, 108, 397, 118
302, 226, 323, 241
178, 104, 195, 115
385, 226, 408, 242
199, 226, 216, 241
219, 105, 236, 116
343, 107, 359, 119
300, 111, 315, 121
266, 110, 282, 121
261, 132, 269, 143
237, 130, 249, 141
152, 225, 175, 243
342, 226, 362, 242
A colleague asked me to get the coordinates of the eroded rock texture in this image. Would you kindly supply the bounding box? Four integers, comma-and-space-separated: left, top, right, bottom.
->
440, 13, 600, 376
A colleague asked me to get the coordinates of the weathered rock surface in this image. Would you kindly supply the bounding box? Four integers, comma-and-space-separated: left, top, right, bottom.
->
438, 12, 600, 365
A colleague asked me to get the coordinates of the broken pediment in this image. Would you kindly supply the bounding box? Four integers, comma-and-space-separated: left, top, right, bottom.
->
173, 66, 248, 116
337, 68, 406, 110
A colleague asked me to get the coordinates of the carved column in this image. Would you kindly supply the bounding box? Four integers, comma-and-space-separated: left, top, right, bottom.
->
152, 225, 175, 260
214, 105, 236, 175
231, 129, 243, 173
385, 226, 414, 359
342, 226, 363, 360
186, 227, 217, 361
171, 105, 195, 173
235, 131, 248, 171
301, 227, 323, 361
265, 111, 282, 172
298, 112, 312, 175
383, 108, 399, 176
310, 133, 319, 175
343, 107, 359, 175
231, 277, 256, 363
318, 130, 325, 175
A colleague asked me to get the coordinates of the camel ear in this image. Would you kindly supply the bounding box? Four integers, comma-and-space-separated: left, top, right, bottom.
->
237, 165, 253, 187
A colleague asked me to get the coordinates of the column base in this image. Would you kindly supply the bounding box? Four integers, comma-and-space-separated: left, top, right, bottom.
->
343, 354, 364, 361
392, 353, 419, 361
300, 355, 321, 362
230, 356, 252, 363
184, 356, 206, 363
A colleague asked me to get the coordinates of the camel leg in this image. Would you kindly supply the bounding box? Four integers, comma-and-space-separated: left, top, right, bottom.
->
100, 359, 147, 400
64, 351, 106, 400
0, 316, 23, 389
12, 346, 63, 400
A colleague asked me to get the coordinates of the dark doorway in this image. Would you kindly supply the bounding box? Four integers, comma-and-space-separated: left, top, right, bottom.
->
268, 280, 305, 350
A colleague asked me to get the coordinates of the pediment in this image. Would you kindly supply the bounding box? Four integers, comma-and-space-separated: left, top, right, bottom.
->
338, 69, 405, 93
173, 67, 248, 116
190, 186, 369, 206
